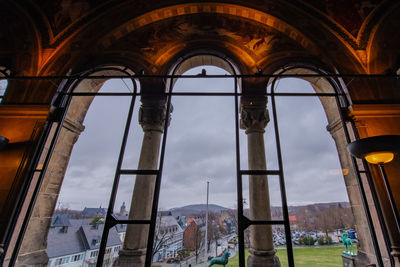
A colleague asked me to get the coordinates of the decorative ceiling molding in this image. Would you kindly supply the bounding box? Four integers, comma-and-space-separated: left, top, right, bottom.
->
349, 104, 400, 118
29, 0, 115, 48
293, 0, 393, 50
98, 3, 319, 55
0, 105, 50, 119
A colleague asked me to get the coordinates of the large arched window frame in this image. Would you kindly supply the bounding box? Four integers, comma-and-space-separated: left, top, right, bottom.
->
6, 65, 139, 266
8, 59, 389, 267
0, 66, 11, 104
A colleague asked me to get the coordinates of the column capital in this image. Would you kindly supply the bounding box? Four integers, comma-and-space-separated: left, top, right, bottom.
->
139, 96, 172, 132
240, 96, 269, 134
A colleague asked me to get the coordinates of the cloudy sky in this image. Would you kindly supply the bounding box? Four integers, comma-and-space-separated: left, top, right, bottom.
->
57, 66, 349, 212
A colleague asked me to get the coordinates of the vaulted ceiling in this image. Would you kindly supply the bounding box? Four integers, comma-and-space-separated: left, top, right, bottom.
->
1, 0, 399, 102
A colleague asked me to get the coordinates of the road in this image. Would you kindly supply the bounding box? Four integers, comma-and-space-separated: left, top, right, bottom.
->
162, 234, 235, 267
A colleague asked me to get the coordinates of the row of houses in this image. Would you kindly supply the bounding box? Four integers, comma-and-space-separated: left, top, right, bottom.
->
153, 214, 185, 261
47, 216, 122, 267
46, 205, 232, 266
46, 208, 185, 266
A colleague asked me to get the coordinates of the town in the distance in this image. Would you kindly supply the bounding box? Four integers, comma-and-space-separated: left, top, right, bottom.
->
47, 202, 356, 267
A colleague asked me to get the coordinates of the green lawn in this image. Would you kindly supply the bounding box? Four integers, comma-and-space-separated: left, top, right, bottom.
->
227, 246, 356, 267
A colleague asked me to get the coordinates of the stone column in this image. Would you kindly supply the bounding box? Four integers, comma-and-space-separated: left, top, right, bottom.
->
115, 97, 169, 267
240, 97, 280, 267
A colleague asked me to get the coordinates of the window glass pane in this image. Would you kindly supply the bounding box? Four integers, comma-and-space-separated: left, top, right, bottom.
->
57, 92, 130, 209
0, 78, 7, 103
42, 78, 132, 267
269, 76, 334, 94
172, 66, 235, 93
273, 80, 353, 266
156, 66, 237, 266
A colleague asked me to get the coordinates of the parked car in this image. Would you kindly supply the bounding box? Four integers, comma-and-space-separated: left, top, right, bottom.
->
348, 230, 356, 239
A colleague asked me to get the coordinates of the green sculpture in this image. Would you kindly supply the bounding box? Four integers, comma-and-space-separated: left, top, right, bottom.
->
341, 232, 355, 255
208, 251, 230, 267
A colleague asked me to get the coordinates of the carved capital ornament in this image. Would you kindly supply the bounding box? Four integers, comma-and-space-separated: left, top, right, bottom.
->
240, 100, 270, 134
139, 102, 172, 132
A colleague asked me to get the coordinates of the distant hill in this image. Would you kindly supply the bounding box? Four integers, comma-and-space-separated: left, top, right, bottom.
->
169, 204, 229, 217
288, 202, 350, 215
272, 202, 350, 218
168, 202, 350, 218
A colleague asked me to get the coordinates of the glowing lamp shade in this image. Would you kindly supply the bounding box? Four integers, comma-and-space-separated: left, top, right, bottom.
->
347, 135, 400, 164
365, 152, 394, 164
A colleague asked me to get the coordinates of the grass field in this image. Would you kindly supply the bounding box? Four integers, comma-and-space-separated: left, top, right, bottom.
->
227, 246, 355, 267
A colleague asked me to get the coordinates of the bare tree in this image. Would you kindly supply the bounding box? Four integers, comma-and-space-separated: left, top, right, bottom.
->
194, 226, 204, 263
226, 201, 249, 235
226, 209, 238, 235
296, 207, 315, 231
209, 223, 221, 256
206, 212, 225, 256
315, 206, 355, 236
152, 213, 173, 261
316, 208, 334, 237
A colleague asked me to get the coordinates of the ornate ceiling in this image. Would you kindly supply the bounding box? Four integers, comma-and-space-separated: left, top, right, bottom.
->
0, 0, 399, 102
305, 0, 382, 37
29, 0, 385, 49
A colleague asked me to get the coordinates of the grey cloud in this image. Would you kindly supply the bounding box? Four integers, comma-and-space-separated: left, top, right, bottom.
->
59, 68, 349, 211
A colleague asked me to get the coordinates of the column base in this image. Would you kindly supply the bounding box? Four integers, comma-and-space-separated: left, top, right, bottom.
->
247, 249, 281, 267
391, 246, 400, 267
15, 250, 49, 267
113, 248, 146, 267
342, 253, 356, 267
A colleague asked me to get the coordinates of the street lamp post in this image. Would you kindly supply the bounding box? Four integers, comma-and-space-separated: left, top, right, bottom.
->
205, 181, 209, 264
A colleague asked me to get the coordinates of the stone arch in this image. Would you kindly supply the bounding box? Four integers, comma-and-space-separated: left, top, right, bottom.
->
165, 51, 242, 93
269, 66, 342, 123
64, 66, 137, 125
98, 3, 318, 54
14, 66, 137, 266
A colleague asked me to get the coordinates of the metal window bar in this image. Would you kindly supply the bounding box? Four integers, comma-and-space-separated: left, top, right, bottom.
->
4, 68, 390, 267
2, 73, 400, 80
270, 75, 295, 267
96, 78, 139, 267
234, 73, 246, 267
66, 91, 342, 97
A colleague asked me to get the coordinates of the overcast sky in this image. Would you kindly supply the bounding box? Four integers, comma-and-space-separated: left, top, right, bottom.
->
57, 66, 349, 212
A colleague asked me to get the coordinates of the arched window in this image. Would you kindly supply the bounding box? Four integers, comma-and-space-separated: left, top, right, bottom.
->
11, 59, 379, 267
0, 66, 10, 103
